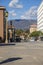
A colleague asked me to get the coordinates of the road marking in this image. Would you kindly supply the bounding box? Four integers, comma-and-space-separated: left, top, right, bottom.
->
33, 57, 37, 60
0, 57, 3, 59
33, 56, 40, 62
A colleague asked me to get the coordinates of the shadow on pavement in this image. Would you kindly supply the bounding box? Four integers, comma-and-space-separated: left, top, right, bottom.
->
0, 43, 16, 46
0, 57, 22, 64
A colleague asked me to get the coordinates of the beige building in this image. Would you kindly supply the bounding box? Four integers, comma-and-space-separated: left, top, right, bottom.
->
0, 6, 6, 42
30, 24, 37, 33
8, 25, 15, 38
7, 25, 15, 42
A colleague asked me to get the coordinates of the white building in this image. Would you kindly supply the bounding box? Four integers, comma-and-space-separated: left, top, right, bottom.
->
37, 1, 43, 32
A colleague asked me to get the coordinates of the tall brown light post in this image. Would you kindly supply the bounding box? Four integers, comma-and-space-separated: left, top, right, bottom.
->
5, 11, 8, 43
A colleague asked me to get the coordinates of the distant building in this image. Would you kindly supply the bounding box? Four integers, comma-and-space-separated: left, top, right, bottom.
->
30, 24, 37, 33
8, 25, 15, 42
0, 6, 6, 42
37, 1, 43, 32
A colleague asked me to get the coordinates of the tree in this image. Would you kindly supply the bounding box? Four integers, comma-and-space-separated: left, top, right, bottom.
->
25, 29, 29, 34
15, 29, 24, 36
29, 31, 42, 37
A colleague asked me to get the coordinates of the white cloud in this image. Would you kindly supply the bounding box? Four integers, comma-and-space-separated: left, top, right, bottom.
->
9, 0, 18, 7
21, 15, 27, 19
9, 0, 23, 8
21, 6, 37, 19
15, 4, 23, 8
9, 10, 17, 17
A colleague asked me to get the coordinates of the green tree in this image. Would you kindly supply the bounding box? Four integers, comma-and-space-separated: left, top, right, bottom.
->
25, 29, 29, 34
29, 31, 42, 37
15, 29, 24, 36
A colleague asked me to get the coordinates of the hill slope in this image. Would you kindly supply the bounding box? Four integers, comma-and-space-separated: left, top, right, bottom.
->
9, 19, 37, 30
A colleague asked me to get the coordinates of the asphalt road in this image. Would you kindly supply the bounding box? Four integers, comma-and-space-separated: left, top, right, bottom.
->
0, 41, 43, 65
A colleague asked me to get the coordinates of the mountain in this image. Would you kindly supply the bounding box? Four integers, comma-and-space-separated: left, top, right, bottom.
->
8, 19, 37, 30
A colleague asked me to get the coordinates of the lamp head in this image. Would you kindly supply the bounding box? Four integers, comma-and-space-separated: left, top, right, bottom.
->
5, 11, 8, 17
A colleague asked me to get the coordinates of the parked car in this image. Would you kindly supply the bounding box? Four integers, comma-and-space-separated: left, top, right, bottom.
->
0, 37, 2, 43
30, 39, 35, 41
29, 37, 35, 41
15, 36, 21, 42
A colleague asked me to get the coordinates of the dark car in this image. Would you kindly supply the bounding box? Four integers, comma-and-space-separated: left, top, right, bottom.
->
15, 36, 21, 42
0, 37, 2, 43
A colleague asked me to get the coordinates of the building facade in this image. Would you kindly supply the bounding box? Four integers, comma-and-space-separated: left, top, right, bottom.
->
30, 24, 37, 33
37, 1, 43, 32
8, 25, 15, 42
0, 6, 6, 42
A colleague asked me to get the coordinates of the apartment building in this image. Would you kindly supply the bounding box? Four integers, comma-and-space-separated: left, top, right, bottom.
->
30, 24, 37, 33
0, 6, 6, 42
37, 1, 43, 32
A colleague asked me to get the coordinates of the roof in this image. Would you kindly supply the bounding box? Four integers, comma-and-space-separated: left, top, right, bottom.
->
30, 24, 37, 28
8, 25, 15, 29
0, 6, 6, 10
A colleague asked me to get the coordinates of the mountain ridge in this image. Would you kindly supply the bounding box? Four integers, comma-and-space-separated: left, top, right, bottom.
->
8, 19, 37, 30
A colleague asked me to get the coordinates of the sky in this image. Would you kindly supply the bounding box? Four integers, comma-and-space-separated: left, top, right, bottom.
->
0, 0, 42, 20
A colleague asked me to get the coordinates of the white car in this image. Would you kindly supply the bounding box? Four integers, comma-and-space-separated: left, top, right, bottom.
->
30, 39, 34, 41
29, 37, 35, 41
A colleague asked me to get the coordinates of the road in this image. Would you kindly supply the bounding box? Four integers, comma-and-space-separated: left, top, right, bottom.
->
0, 41, 43, 65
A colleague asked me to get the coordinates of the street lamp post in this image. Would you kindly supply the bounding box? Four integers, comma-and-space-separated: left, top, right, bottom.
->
5, 11, 8, 43
8, 29, 12, 43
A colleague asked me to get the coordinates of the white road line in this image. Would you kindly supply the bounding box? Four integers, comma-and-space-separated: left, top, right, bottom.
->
0, 57, 3, 59
33, 56, 40, 62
